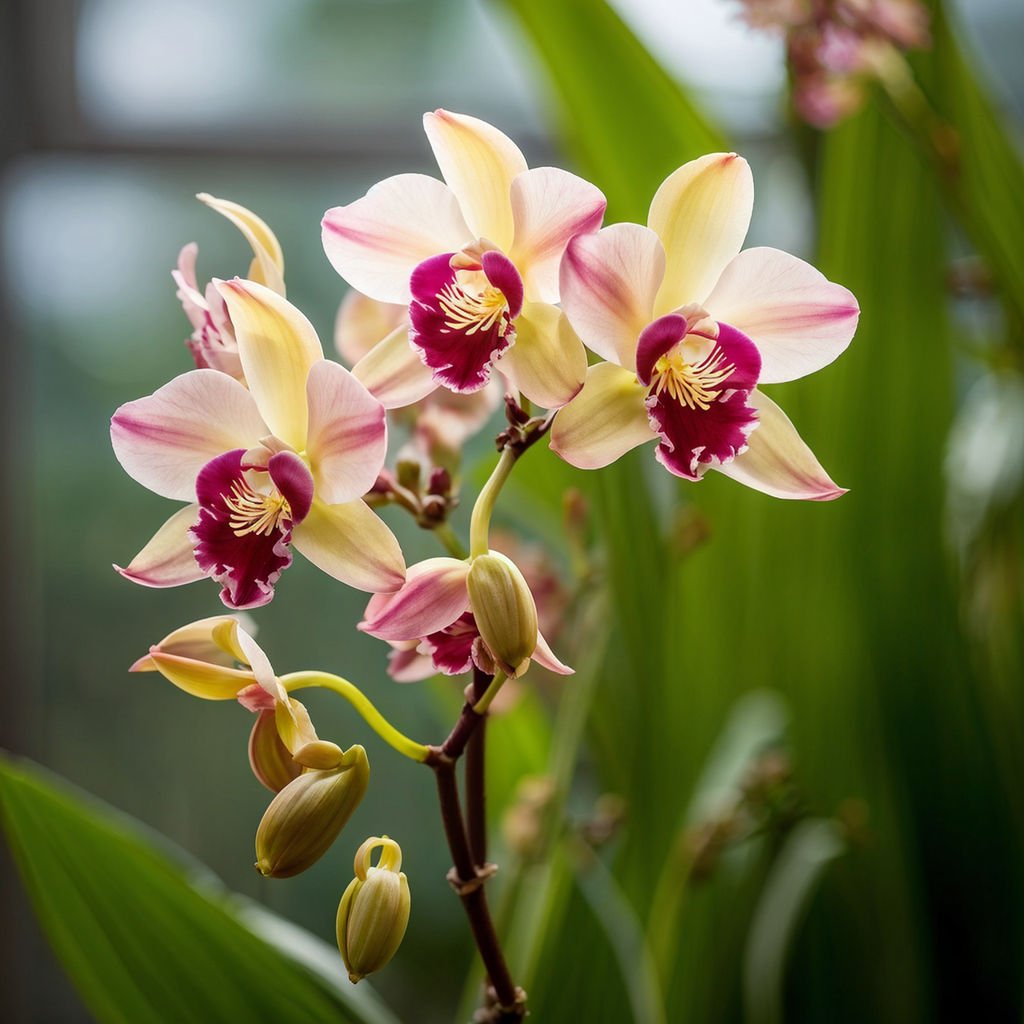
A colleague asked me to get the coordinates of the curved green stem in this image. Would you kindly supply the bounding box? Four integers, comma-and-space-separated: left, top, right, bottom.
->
472, 671, 508, 714
434, 521, 469, 560
281, 671, 430, 763
469, 448, 518, 558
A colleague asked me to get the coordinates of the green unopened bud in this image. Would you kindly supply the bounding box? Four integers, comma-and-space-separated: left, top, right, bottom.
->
254, 746, 369, 878
336, 836, 410, 984
466, 552, 538, 678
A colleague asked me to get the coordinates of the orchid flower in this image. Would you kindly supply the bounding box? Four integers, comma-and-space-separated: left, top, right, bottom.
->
132, 616, 335, 785
360, 557, 573, 681
551, 153, 860, 500
334, 289, 502, 459
322, 110, 606, 409
173, 193, 286, 378
111, 279, 406, 608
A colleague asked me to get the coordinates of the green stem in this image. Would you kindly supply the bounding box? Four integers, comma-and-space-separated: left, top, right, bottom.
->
472, 672, 508, 715
434, 521, 469, 560
469, 448, 518, 558
280, 671, 430, 763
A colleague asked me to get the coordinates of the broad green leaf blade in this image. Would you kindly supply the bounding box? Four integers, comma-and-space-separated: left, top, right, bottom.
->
0, 755, 396, 1024
497, 0, 726, 221
742, 820, 845, 1024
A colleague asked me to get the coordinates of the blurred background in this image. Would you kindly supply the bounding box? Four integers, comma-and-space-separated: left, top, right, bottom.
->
2, 0, 1022, 1021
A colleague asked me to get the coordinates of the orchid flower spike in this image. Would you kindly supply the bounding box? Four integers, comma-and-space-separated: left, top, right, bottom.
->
551, 153, 860, 500
174, 193, 286, 379
323, 109, 607, 410
111, 279, 406, 608
334, 289, 501, 459
359, 555, 573, 681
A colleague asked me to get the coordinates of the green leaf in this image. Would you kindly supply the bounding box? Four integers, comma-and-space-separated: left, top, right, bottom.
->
497, 0, 726, 221
0, 754, 398, 1024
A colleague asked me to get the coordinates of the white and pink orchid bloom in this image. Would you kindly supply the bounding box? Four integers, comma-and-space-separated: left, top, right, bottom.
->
359, 557, 573, 681
551, 153, 860, 500
334, 289, 502, 456
322, 110, 606, 409
173, 193, 286, 379
111, 279, 406, 609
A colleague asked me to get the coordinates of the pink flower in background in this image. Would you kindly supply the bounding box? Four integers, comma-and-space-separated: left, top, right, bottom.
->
111, 279, 405, 608
334, 289, 502, 459
552, 153, 859, 500
173, 194, 286, 379
322, 110, 606, 409
360, 557, 572, 681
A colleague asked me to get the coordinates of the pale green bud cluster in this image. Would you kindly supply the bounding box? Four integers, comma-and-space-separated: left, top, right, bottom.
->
466, 551, 539, 678
336, 836, 411, 984
255, 745, 370, 878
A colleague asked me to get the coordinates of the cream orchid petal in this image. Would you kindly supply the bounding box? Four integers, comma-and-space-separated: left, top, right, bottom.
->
508, 167, 606, 303
713, 390, 847, 500
648, 153, 754, 315
550, 362, 657, 470
322, 174, 471, 304
334, 291, 408, 366
532, 630, 574, 675
141, 651, 255, 700
114, 504, 204, 588
214, 279, 323, 450
305, 360, 388, 505
197, 193, 286, 296
704, 247, 860, 384
111, 369, 268, 501
559, 224, 665, 371
352, 325, 438, 410
423, 109, 528, 252
292, 499, 406, 594
495, 302, 586, 410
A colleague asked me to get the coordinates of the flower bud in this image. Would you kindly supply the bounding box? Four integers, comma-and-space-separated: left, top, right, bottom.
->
466, 552, 538, 678
336, 836, 410, 984
254, 746, 369, 878
248, 709, 302, 793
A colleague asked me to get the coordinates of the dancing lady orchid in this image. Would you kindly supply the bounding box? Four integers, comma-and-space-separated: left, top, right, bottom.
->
551, 153, 860, 500
111, 279, 406, 608
322, 110, 606, 410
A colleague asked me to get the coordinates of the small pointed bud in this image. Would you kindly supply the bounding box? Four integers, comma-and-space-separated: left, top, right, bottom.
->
254, 746, 370, 878
248, 709, 302, 793
336, 836, 411, 984
395, 456, 422, 493
292, 739, 346, 770
427, 466, 451, 497
466, 552, 538, 678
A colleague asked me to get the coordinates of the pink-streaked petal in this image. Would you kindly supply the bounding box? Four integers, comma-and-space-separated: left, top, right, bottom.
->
495, 302, 586, 410
359, 557, 469, 642
268, 451, 314, 525
191, 450, 294, 610
322, 173, 471, 304
304, 360, 387, 504
291, 499, 406, 594
532, 630, 574, 675
111, 369, 267, 501
648, 153, 754, 315
387, 645, 436, 683
351, 325, 438, 410
197, 192, 286, 297
704, 247, 860, 384
550, 362, 656, 470
508, 167, 607, 304
115, 504, 203, 588
422, 109, 527, 252
334, 291, 407, 365
560, 224, 665, 371
215, 279, 323, 450
173, 242, 207, 331
646, 322, 761, 481
635, 314, 689, 386
409, 253, 519, 393
713, 389, 847, 500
